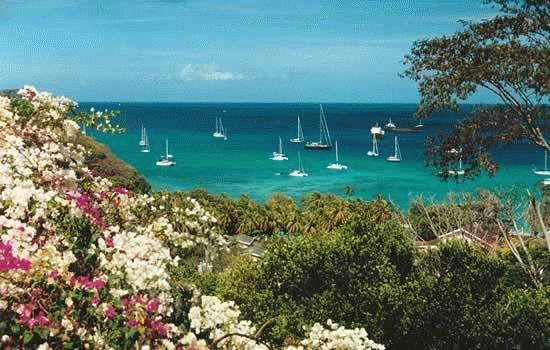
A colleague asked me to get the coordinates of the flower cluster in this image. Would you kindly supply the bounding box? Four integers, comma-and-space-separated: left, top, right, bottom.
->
0, 86, 384, 349
289, 320, 385, 350
187, 295, 265, 350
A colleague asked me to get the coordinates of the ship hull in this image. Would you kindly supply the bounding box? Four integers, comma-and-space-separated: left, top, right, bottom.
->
304, 144, 333, 150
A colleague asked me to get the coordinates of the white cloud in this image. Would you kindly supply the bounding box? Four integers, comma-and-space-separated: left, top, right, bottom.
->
179, 63, 244, 81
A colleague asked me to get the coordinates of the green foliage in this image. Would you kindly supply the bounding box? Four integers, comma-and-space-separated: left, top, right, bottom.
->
185, 190, 397, 237
216, 218, 416, 347
488, 286, 550, 349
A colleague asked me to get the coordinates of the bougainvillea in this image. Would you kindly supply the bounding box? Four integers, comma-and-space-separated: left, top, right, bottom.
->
0, 86, 384, 349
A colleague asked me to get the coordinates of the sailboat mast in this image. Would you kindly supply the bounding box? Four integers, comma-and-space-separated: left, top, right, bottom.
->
279, 137, 283, 154
324, 107, 332, 146
165, 139, 168, 158
335, 141, 339, 162
319, 105, 323, 143
394, 137, 398, 158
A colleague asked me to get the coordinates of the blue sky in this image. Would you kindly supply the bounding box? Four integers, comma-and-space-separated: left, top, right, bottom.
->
0, 0, 498, 102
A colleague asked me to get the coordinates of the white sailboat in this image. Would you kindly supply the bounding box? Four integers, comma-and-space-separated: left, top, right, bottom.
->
304, 105, 332, 150
386, 136, 402, 162
140, 128, 150, 153
367, 136, 379, 157
448, 157, 465, 175
533, 150, 550, 176
441, 147, 465, 176
271, 136, 288, 161
327, 141, 348, 170
290, 115, 305, 143
81, 123, 87, 135
384, 118, 396, 130
156, 139, 176, 167
289, 152, 308, 177
213, 117, 226, 138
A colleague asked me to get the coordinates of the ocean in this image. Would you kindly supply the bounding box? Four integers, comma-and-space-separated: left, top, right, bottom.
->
81, 102, 542, 208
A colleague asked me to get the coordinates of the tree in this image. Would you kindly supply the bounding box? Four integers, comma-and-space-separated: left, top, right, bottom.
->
215, 216, 417, 348
402, 0, 549, 178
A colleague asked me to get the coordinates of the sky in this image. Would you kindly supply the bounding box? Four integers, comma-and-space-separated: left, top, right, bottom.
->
0, 0, 499, 102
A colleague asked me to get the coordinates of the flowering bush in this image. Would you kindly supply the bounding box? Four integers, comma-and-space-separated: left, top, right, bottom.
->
0, 86, 384, 349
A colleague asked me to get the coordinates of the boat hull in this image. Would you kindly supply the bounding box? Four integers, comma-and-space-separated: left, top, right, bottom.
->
290, 139, 304, 144
156, 160, 176, 167
289, 171, 308, 177
533, 170, 550, 176
387, 127, 422, 133
327, 163, 348, 170
304, 144, 333, 150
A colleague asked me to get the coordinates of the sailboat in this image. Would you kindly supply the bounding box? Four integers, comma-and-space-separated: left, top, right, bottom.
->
415, 120, 425, 130
213, 117, 226, 138
448, 157, 465, 176
367, 136, 379, 157
384, 118, 396, 130
304, 105, 332, 150
327, 141, 348, 170
533, 150, 550, 175
156, 140, 176, 167
370, 123, 385, 139
140, 128, 150, 153
81, 123, 87, 135
289, 152, 308, 177
290, 115, 305, 143
271, 136, 288, 161
386, 136, 402, 162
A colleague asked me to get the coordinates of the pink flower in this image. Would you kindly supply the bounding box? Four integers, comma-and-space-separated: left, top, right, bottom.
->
113, 186, 131, 195
146, 299, 161, 313
150, 319, 167, 336
105, 237, 114, 248
105, 306, 116, 318
127, 319, 139, 328
0, 241, 31, 272
91, 278, 105, 290
91, 295, 100, 305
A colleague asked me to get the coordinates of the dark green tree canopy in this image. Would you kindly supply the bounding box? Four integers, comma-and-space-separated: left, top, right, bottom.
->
403, 0, 549, 178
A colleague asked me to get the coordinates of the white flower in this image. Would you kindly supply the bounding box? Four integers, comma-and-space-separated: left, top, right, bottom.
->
36, 343, 52, 350
65, 298, 74, 308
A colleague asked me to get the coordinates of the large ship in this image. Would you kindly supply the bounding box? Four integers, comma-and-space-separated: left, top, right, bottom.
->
370, 123, 385, 139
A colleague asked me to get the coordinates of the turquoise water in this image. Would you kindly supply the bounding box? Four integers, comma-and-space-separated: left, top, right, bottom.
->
82, 103, 542, 207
